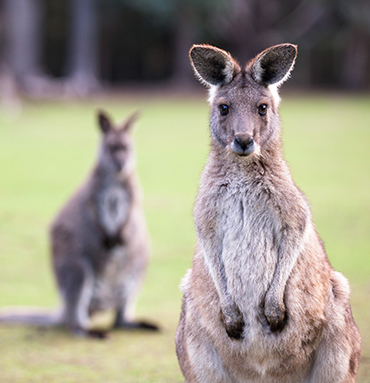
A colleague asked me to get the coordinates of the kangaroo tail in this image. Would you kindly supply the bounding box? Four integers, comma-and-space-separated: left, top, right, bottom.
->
0, 306, 63, 327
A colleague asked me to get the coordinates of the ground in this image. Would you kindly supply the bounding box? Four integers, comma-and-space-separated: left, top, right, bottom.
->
0, 93, 369, 382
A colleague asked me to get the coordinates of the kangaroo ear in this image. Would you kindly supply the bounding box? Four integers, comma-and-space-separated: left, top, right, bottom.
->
121, 110, 141, 133
250, 44, 297, 86
98, 110, 112, 134
189, 44, 240, 87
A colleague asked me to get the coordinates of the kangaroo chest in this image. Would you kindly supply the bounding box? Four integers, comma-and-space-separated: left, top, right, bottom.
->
97, 185, 130, 236
211, 182, 280, 308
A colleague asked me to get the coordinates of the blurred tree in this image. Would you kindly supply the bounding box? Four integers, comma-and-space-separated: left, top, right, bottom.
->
1, 0, 45, 90
210, 0, 370, 90
98, 4, 172, 83
1, 0, 369, 96
65, 0, 99, 95
336, 0, 370, 89
211, 0, 328, 73
107, 0, 225, 85
211, 0, 280, 63
43, 0, 68, 79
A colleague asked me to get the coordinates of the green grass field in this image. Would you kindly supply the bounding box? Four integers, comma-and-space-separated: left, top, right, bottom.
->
0, 93, 369, 382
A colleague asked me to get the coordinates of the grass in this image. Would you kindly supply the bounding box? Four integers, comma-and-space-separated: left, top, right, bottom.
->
0, 93, 369, 382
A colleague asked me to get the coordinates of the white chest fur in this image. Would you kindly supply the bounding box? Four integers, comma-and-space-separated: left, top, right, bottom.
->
98, 186, 130, 236
214, 183, 280, 316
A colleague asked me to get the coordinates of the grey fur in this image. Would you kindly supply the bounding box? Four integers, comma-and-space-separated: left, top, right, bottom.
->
176, 44, 361, 382
0, 110, 158, 336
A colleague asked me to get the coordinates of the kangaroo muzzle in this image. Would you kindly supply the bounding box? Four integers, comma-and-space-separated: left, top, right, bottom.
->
232, 133, 255, 156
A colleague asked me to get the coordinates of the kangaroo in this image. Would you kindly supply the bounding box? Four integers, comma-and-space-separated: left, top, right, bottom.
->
0, 110, 158, 336
176, 44, 361, 382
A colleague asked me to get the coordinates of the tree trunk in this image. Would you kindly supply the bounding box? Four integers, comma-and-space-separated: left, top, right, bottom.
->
216, 0, 279, 63
2, 0, 44, 83
66, 0, 99, 95
341, 32, 369, 90
170, 3, 196, 87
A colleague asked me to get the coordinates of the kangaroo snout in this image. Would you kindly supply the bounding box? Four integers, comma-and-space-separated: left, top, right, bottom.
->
113, 154, 126, 172
232, 133, 255, 156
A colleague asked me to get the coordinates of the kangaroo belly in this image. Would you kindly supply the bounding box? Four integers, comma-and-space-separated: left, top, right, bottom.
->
220, 193, 278, 318
90, 246, 129, 311
186, 254, 312, 381
188, 233, 325, 377
195, 191, 313, 369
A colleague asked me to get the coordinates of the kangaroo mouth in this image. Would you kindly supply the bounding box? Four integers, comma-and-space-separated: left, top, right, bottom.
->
114, 161, 125, 172
236, 151, 253, 157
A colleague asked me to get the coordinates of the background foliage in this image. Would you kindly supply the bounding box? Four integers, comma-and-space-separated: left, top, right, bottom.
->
0, 0, 370, 94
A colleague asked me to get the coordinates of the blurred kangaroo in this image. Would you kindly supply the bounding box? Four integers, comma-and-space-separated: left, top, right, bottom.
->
176, 44, 361, 382
0, 110, 158, 336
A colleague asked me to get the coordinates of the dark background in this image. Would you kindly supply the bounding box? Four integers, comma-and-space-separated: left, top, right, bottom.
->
0, 0, 369, 98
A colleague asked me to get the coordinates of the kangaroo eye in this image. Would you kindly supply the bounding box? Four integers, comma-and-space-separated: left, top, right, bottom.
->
219, 104, 229, 116
258, 104, 267, 116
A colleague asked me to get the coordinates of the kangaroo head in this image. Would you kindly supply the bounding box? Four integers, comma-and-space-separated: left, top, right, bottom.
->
190, 43, 297, 157
97, 110, 139, 175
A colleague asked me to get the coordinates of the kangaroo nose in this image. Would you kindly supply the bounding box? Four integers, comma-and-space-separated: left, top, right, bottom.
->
234, 134, 253, 151
232, 133, 255, 156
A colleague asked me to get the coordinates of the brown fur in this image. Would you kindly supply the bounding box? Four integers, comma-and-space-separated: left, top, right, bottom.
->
0, 111, 158, 336
176, 44, 361, 382
50, 110, 159, 335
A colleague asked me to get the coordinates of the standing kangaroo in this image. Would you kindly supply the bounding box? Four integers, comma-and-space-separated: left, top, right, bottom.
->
0, 111, 158, 336
176, 44, 361, 382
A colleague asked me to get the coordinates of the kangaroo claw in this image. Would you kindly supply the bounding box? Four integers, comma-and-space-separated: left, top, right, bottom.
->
264, 303, 286, 333
221, 304, 245, 340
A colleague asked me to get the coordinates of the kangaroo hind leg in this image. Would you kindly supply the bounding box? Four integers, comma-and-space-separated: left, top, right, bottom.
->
113, 291, 159, 331
308, 272, 361, 383
57, 260, 100, 337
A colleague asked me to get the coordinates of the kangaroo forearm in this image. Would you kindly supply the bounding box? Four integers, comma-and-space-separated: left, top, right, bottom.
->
264, 230, 307, 332
269, 251, 299, 302
268, 221, 312, 302
201, 240, 235, 310
201, 240, 245, 339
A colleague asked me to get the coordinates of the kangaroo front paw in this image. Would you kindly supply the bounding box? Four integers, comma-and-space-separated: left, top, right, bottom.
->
264, 303, 286, 333
221, 304, 245, 340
